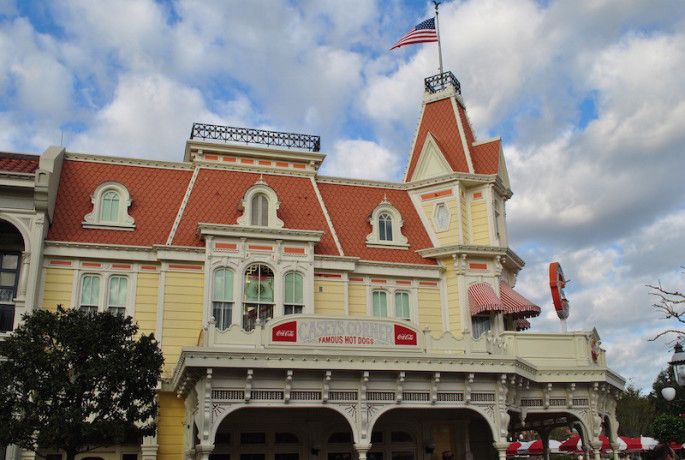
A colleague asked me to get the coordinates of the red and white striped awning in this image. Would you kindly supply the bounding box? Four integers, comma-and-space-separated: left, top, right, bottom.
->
468, 282, 505, 316
514, 318, 531, 331
500, 281, 541, 319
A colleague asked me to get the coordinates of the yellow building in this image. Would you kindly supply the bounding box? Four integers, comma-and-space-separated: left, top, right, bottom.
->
0, 72, 623, 460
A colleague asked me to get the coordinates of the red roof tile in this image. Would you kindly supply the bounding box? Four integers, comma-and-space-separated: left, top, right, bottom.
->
471, 139, 501, 175
457, 102, 476, 145
0, 152, 39, 174
316, 182, 436, 265
172, 169, 340, 255
47, 160, 193, 246
405, 99, 470, 180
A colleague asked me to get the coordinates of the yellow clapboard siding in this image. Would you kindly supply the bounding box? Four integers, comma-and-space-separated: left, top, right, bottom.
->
135, 272, 159, 336
157, 392, 185, 460
162, 271, 204, 375
314, 280, 345, 316
418, 287, 442, 334
470, 199, 490, 245
442, 258, 463, 335
461, 194, 470, 244
42, 268, 75, 310
348, 284, 367, 317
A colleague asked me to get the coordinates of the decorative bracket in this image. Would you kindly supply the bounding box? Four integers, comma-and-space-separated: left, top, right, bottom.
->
322, 370, 331, 403
430, 372, 440, 404
465, 373, 474, 404
245, 369, 253, 402
543, 383, 552, 409
396, 372, 405, 403
284, 370, 293, 403
360, 371, 369, 402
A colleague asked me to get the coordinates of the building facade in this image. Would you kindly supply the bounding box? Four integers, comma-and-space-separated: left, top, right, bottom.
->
0, 72, 624, 460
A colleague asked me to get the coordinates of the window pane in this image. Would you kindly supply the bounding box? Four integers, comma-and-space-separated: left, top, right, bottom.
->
284, 272, 303, 305
372, 291, 387, 317
81, 275, 100, 307
0, 288, 14, 303
472, 316, 491, 339
101, 191, 119, 222
213, 269, 233, 301
395, 292, 410, 319
0, 304, 15, 331
2, 254, 18, 269
284, 305, 303, 315
240, 432, 266, 444
244, 264, 274, 303
275, 432, 300, 444
0, 272, 15, 286
250, 194, 268, 226
379, 213, 393, 241
213, 302, 232, 330
108, 276, 127, 307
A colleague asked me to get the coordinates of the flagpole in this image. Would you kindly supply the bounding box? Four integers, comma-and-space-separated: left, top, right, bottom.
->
434, 0, 444, 75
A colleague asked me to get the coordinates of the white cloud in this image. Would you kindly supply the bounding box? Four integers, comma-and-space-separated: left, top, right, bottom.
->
323, 139, 401, 181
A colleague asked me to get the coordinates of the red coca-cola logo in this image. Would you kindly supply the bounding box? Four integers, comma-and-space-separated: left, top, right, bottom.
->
394, 324, 417, 346
272, 321, 297, 342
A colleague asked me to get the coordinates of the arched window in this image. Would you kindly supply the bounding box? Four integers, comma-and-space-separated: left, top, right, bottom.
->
372, 290, 387, 317
250, 193, 269, 226
243, 264, 274, 330
378, 213, 393, 241
80, 275, 101, 314
284, 271, 304, 315
213, 269, 234, 330
100, 190, 120, 222
395, 291, 410, 319
107, 275, 127, 316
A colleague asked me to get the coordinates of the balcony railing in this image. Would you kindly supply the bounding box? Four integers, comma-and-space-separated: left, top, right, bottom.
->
424, 71, 461, 95
190, 123, 321, 152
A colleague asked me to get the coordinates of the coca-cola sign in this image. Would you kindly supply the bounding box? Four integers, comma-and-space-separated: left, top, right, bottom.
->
270, 317, 420, 348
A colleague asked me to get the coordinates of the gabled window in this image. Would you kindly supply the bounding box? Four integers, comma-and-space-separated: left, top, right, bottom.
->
372, 290, 388, 317
107, 275, 127, 316
237, 177, 284, 229
213, 268, 234, 330
83, 182, 135, 230
366, 197, 409, 248
284, 272, 304, 315
79, 275, 101, 314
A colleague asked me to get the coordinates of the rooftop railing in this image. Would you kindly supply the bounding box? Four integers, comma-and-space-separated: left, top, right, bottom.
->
424, 71, 461, 95
190, 123, 321, 152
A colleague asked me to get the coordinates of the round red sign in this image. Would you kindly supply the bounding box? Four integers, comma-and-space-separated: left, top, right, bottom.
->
549, 262, 570, 320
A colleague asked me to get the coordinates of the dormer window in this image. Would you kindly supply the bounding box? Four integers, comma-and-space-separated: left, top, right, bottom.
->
366, 197, 409, 248
237, 177, 284, 229
250, 193, 269, 226
83, 182, 135, 230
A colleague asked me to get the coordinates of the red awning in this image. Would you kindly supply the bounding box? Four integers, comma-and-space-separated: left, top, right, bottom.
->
468, 282, 505, 316
500, 281, 541, 319
515, 318, 531, 331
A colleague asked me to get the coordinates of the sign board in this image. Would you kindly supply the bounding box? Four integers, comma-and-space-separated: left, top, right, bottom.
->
549, 262, 570, 320
271, 317, 420, 348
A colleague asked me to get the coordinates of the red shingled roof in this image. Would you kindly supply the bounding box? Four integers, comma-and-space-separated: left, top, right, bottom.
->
172, 169, 340, 255
471, 139, 501, 175
317, 182, 435, 265
0, 152, 39, 174
47, 160, 193, 246
405, 98, 471, 180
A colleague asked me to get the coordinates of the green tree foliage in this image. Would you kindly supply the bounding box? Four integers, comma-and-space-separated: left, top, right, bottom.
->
616, 385, 656, 437
651, 414, 685, 443
0, 307, 164, 460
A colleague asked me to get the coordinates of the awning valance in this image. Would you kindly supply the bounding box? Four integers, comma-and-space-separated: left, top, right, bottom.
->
468, 282, 505, 316
514, 318, 531, 331
500, 281, 541, 319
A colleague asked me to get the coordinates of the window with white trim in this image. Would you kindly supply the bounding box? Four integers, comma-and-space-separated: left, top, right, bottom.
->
213, 269, 234, 330
83, 182, 135, 229
79, 274, 101, 314
107, 275, 128, 316
366, 198, 409, 247
237, 177, 284, 229
472, 315, 491, 339
395, 291, 410, 320
433, 202, 450, 232
372, 290, 388, 317
284, 271, 304, 315
243, 264, 274, 331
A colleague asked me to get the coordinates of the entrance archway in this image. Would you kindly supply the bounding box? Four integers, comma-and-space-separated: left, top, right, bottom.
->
209, 407, 355, 460
369, 408, 497, 460
0, 219, 26, 331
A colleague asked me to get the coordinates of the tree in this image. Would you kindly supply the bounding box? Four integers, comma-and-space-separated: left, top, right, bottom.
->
650, 414, 685, 444
0, 307, 164, 460
616, 385, 656, 437
648, 272, 685, 341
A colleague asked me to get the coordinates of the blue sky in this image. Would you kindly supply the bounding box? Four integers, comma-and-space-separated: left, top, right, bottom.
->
1, 0, 684, 392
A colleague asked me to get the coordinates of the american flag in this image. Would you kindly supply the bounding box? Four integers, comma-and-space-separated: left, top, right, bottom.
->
391, 17, 439, 50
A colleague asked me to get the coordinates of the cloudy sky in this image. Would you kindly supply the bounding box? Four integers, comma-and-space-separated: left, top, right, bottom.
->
1, 0, 684, 391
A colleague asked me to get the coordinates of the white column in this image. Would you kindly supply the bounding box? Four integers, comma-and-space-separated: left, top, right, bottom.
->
492, 442, 508, 460
141, 435, 158, 460
354, 443, 371, 460
16, 252, 30, 299
194, 444, 213, 460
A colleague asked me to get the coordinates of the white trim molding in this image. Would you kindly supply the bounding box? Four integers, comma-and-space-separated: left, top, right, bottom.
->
83, 181, 135, 230
236, 177, 284, 229
366, 197, 409, 248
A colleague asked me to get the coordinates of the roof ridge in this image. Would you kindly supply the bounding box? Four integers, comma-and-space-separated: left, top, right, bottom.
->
309, 177, 345, 256
166, 166, 200, 245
